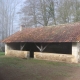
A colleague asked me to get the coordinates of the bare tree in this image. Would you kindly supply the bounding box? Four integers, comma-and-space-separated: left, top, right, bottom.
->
19, 0, 38, 27
72, 0, 80, 22
19, 0, 80, 27
0, 0, 21, 38
0, 0, 21, 51
57, 0, 73, 24
19, 0, 57, 27
57, 0, 80, 24
47, 0, 58, 25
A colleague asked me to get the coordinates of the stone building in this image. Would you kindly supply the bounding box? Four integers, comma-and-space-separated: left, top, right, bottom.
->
2, 22, 80, 63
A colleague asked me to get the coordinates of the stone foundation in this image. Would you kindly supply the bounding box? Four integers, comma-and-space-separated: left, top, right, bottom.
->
34, 52, 78, 63
5, 50, 30, 58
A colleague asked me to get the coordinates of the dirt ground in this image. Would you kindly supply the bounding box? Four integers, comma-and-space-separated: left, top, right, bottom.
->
0, 57, 80, 80
65, 67, 80, 80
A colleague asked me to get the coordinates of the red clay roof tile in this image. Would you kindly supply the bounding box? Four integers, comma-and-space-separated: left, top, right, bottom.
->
2, 22, 80, 43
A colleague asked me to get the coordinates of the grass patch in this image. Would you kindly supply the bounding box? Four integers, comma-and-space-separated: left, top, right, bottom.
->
0, 55, 80, 80
27, 58, 77, 67
0, 55, 79, 67
53, 71, 70, 77
0, 52, 5, 56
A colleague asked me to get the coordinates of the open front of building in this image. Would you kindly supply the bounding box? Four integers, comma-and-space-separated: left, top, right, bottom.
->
5, 42, 80, 63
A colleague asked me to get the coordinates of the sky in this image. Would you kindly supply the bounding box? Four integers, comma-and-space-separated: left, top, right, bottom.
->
13, 0, 25, 32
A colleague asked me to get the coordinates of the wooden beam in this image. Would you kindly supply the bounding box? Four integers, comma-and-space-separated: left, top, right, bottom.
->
20, 43, 26, 50
35, 44, 48, 52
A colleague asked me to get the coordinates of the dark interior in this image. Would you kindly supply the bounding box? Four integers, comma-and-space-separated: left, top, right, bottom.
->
7, 42, 72, 58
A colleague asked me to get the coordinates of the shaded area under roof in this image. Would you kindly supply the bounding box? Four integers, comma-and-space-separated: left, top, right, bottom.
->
2, 22, 80, 43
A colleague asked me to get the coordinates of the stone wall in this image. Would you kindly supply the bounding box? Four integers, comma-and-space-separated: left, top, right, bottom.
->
72, 43, 79, 63
5, 50, 30, 58
71, 42, 80, 63
34, 52, 77, 63
77, 42, 80, 62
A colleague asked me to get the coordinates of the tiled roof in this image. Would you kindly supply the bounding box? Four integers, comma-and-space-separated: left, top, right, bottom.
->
2, 22, 80, 43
